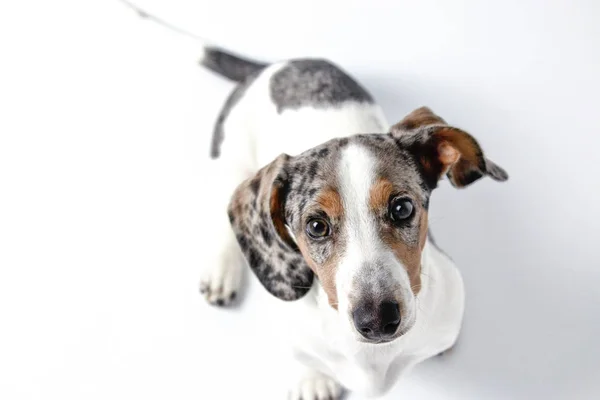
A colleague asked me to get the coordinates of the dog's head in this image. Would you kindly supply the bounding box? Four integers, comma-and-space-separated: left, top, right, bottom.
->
228, 107, 508, 343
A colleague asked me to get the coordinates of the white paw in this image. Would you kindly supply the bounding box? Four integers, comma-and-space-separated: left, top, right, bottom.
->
200, 246, 244, 307
289, 370, 342, 400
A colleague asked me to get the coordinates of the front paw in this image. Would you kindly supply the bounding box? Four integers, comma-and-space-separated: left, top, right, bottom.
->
289, 370, 343, 400
199, 250, 244, 307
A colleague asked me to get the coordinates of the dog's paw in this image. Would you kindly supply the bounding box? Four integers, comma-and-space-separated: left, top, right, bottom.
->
288, 370, 342, 400
200, 250, 244, 307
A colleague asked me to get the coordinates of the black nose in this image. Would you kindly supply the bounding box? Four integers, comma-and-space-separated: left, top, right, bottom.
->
352, 301, 401, 340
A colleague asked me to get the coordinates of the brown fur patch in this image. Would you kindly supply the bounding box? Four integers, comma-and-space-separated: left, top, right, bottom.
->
435, 127, 487, 187
291, 187, 345, 309
368, 177, 427, 295
391, 108, 487, 186
316, 187, 344, 219
379, 211, 428, 296
395, 109, 483, 174
269, 183, 289, 243
438, 141, 460, 166
436, 127, 481, 168
369, 178, 395, 211
296, 235, 340, 309
392, 106, 447, 131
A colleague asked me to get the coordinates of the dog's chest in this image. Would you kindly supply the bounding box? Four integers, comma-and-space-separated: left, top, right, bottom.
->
289, 311, 449, 396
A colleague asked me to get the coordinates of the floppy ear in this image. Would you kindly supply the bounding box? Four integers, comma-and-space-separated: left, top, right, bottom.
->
391, 107, 509, 188
228, 154, 314, 301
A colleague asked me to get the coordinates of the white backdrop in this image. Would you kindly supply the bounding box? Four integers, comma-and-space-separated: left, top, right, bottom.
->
1, 0, 599, 399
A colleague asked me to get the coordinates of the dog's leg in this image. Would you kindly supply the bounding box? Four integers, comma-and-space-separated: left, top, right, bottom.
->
288, 365, 343, 400
199, 216, 245, 306
200, 108, 257, 307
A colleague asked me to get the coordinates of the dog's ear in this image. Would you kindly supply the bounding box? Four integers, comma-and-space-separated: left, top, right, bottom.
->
228, 154, 314, 301
391, 107, 509, 188
393, 106, 448, 130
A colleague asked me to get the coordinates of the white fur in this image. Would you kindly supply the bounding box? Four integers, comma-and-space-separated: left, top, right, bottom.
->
201, 60, 465, 398
336, 145, 417, 340
288, 366, 343, 400
336, 144, 380, 313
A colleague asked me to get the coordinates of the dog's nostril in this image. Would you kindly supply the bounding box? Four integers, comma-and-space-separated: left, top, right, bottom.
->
359, 326, 372, 335
379, 301, 401, 336
382, 320, 400, 335
352, 304, 377, 339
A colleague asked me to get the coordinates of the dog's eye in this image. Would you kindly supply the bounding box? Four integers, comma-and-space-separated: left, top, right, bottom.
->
389, 197, 414, 222
306, 218, 330, 239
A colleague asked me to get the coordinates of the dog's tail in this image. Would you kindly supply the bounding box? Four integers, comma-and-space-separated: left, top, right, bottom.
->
200, 47, 268, 83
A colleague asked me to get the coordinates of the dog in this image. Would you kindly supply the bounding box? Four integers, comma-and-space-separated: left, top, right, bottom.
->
198, 46, 508, 399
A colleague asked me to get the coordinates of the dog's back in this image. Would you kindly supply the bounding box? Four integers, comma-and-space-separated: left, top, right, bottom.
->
201, 47, 389, 165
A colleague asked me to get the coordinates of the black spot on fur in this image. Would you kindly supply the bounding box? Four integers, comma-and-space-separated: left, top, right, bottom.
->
299, 199, 308, 213
247, 247, 263, 269
260, 225, 273, 246
276, 239, 288, 250
318, 148, 329, 157
271, 272, 286, 283
236, 234, 249, 252
250, 178, 260, 195
202, 47, 267, 83
318, 245, 329, 258
450, 167, 484, 187
296, 175, 308, 193
210, 72, 261, 158
269, 59, 373, 113
395, 138, 438, 191
308, 161, 319, 178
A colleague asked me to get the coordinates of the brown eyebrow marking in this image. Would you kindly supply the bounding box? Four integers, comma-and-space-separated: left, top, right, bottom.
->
369, 178, 395, 210
316, 187, 344, 219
